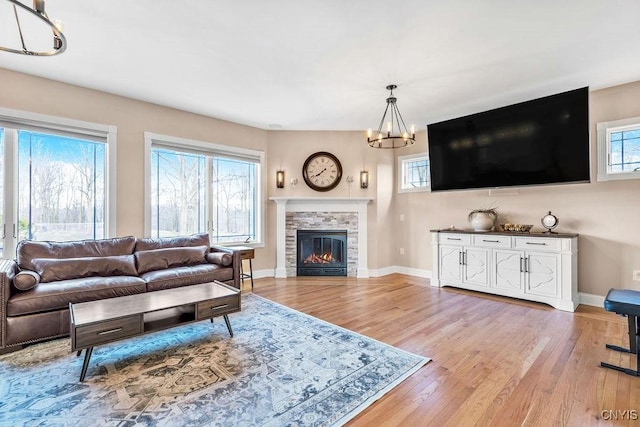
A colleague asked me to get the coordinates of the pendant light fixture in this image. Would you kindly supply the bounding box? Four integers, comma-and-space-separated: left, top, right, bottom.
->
0, 0, 67, 56
367, 84, 415, 149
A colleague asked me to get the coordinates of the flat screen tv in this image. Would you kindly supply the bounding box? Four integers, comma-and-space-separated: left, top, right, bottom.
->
427, 87, 590, 192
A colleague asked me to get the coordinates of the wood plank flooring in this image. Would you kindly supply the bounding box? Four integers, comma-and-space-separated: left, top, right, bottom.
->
248, 274, 640, 426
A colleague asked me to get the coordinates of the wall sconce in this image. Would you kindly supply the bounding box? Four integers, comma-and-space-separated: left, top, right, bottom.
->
276, 170, 285, 188
360, 171, 369, 189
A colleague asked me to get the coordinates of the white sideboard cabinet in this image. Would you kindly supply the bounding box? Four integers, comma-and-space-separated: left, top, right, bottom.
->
431, 230, 578, 311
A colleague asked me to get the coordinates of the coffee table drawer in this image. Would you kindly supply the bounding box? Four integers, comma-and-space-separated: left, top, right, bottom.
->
75, 315, 142, 348
197, 295, 239, 320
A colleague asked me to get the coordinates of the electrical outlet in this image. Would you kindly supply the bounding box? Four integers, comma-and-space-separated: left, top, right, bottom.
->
400, 248, 405, 255
399, 214, 405, 221
633, 270, 640, 282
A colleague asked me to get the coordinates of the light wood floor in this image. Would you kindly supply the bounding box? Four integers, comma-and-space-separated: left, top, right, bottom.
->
247, 274, 640, 426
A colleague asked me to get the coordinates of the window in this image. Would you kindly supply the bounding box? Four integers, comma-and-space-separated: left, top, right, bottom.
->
145, 132, 263, 245
398, 153, 430, 193
597, 116, 640, 182
0, 108, 116, 257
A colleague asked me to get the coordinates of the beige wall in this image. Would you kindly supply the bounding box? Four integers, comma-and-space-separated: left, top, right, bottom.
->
394, 81, 640, 297
2, 67, 639, 296
264, 130, 393, 270
0, 67, 268, 253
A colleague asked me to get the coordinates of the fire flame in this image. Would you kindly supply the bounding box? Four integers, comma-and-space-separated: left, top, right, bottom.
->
303, 253, 334, 264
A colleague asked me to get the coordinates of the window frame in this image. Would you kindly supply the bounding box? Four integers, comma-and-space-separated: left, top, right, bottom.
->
0, 107, 117, 255
397, 152, 431, 193
144, 132, 265, 247
597, 116, 640, 182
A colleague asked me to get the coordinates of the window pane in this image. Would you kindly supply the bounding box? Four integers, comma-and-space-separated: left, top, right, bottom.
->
17, 131, 105, 241
211, 157, 256, 243
610, 129, 640, 172
151, 149, 206, 237
402, 157, 430, 189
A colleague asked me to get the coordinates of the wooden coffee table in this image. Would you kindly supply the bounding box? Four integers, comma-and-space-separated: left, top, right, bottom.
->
69, 281, 240, 381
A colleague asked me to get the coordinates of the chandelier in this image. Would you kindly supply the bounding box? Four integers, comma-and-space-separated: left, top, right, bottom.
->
0, 0, 67, 56
367, 84, 415, 149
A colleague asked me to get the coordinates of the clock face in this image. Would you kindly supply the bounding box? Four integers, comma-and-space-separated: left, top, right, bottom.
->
302, 152, 343, 192
541, 212, 559, 229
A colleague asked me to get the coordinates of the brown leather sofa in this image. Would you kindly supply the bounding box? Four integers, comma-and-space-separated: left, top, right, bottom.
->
0, 233, 241, 352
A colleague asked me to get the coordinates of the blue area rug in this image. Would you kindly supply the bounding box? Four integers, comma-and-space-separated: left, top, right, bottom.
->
0, 294, 429, 426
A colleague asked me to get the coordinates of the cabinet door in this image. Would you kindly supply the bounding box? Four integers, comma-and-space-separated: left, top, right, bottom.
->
439, 245, 462, 282
525, 252, 559, 297
463, 247, 489, 287
494, 249, 523, 291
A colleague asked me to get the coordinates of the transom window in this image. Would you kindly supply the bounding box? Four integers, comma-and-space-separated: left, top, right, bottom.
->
0, 108, 116, 258
145, 132, 263, 245
597, 117, 640, 181
398, 153, 430, 193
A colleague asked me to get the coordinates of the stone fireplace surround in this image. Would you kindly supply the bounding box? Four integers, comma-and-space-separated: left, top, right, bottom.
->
270, 197, 373, 278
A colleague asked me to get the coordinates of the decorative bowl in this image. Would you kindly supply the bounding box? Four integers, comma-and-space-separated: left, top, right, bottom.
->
501, 223, 533, 232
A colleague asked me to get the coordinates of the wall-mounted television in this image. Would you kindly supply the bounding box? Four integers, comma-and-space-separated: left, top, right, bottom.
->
427, 87, 590, 192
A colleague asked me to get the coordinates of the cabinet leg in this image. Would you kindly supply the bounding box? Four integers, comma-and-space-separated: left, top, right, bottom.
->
223, 314, 234, 337
79, 347, 93, 382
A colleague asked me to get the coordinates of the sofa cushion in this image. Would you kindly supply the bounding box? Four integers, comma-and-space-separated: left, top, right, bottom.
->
13, 270, 41, 291
17, 236, 137, 272
31, 255, 138, 283
135, 233, 210, 252
135, 245, 208, 274
142, 263, 233, 292
206, 252, 232, 267
6, 276, 147, 317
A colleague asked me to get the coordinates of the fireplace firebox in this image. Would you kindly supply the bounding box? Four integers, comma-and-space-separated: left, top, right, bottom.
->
296, 230, 347, 276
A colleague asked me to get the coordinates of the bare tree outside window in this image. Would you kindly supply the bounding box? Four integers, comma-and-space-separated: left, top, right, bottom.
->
151, 149, 206, 237
211, 157, 256, 243
17, 131, 106, 241
150, 146, 257, 244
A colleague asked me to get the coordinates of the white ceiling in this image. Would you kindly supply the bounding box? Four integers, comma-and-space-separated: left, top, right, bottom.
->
2, 1, 640, 131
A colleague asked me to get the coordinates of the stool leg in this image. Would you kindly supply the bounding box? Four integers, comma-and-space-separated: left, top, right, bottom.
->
249, 259, 254, 289
601, 314, 640, 376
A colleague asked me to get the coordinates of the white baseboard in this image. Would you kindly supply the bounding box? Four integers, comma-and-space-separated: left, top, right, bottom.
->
252, 269, 274, 280
578, 292, 605, 307
368, 266, 397, 277
365, 266, 431, 279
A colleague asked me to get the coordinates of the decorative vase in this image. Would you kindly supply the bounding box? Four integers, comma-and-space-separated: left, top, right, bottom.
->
468, 211, 496, 232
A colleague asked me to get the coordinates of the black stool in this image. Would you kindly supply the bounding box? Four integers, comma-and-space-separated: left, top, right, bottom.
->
601, 288, 640, 377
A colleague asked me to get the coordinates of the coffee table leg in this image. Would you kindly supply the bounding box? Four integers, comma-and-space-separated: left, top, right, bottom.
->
223, 314, 234, 337
80, 347, 94, 382
77, 350, 82, 357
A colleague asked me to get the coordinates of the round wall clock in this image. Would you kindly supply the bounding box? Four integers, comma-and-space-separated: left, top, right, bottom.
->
541, 211, 559, 233
302, 151, 343, 192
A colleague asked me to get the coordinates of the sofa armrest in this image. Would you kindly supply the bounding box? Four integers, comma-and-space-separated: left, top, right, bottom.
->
0, 258, 18, 349
210, 246, 241, 289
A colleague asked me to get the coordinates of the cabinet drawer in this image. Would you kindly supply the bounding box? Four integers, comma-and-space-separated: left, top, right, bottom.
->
513, 237, 561, 252
197, 295, 240, 320
439, 233, 471, 245
74, 315, 141, 349
472, 234, 511, 248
